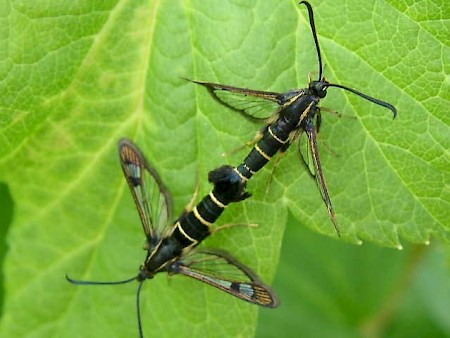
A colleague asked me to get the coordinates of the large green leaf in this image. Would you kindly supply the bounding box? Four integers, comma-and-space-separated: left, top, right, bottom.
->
0, 0, 447, 337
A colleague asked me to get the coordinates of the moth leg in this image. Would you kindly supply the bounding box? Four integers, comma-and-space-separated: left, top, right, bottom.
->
319, 106, 343, 118
222, 128, 266, 157
296, 126, 338, 182
265, 129, 300, 193
307, 71, 319, 83
184, 172, 201, 212
264, 150, 287, 194
297, 137, 315, 179
320, 106, 356, 120
318, 137, 339, 158
211, 222, 258, 235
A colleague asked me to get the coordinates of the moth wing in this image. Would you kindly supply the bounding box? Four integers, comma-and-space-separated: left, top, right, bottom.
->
173, 248, 279, 307
118, 139, 173, 241
188, 79, 283, 120
301, 120, 340, 236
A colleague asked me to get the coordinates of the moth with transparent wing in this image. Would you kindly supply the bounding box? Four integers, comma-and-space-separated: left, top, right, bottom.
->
66, 139, 278, 338
188, 1, 397, 237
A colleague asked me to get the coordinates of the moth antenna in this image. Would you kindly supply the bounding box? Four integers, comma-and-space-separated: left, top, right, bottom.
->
65, 274, 137, 285
300, 1, 323, 80
136, 280, 145, 338
327, 83, 397, 118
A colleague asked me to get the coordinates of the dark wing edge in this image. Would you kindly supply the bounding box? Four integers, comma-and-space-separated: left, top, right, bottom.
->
118, 138, 173, 241
303, 122, 341, 237
185, 79, 281, 102
174, 248, 279, 308
184, 78, 282, 121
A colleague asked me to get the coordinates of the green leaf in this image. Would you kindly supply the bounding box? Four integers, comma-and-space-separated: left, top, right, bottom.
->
0, 0, 447, 337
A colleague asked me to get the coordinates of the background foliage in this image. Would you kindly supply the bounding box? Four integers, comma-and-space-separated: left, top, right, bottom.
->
0, 0, 448, 337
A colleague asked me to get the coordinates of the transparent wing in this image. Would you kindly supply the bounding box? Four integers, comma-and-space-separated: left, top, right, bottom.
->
173, 248, 278, 307
301, 119, 340, 236
298, 128, 314, 178
188, 79, 283, 120
118, 139, 173, 242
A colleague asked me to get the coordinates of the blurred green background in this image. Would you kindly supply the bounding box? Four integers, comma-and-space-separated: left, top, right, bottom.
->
257, 213, 450, 337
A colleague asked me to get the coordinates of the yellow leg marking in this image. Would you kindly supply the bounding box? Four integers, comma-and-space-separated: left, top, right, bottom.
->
320, 106, 343, 118
193, 206, 213, 227
185, 174, 200, 212
255, 144, 272, 161
222, 131, 264, 157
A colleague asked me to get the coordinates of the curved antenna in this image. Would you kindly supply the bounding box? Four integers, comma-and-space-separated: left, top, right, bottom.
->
66, 274, 137, 285
136, 281, 145, 338
300, 1, 323, 81
327, 83, 397, 118
299, 2, 397, 118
